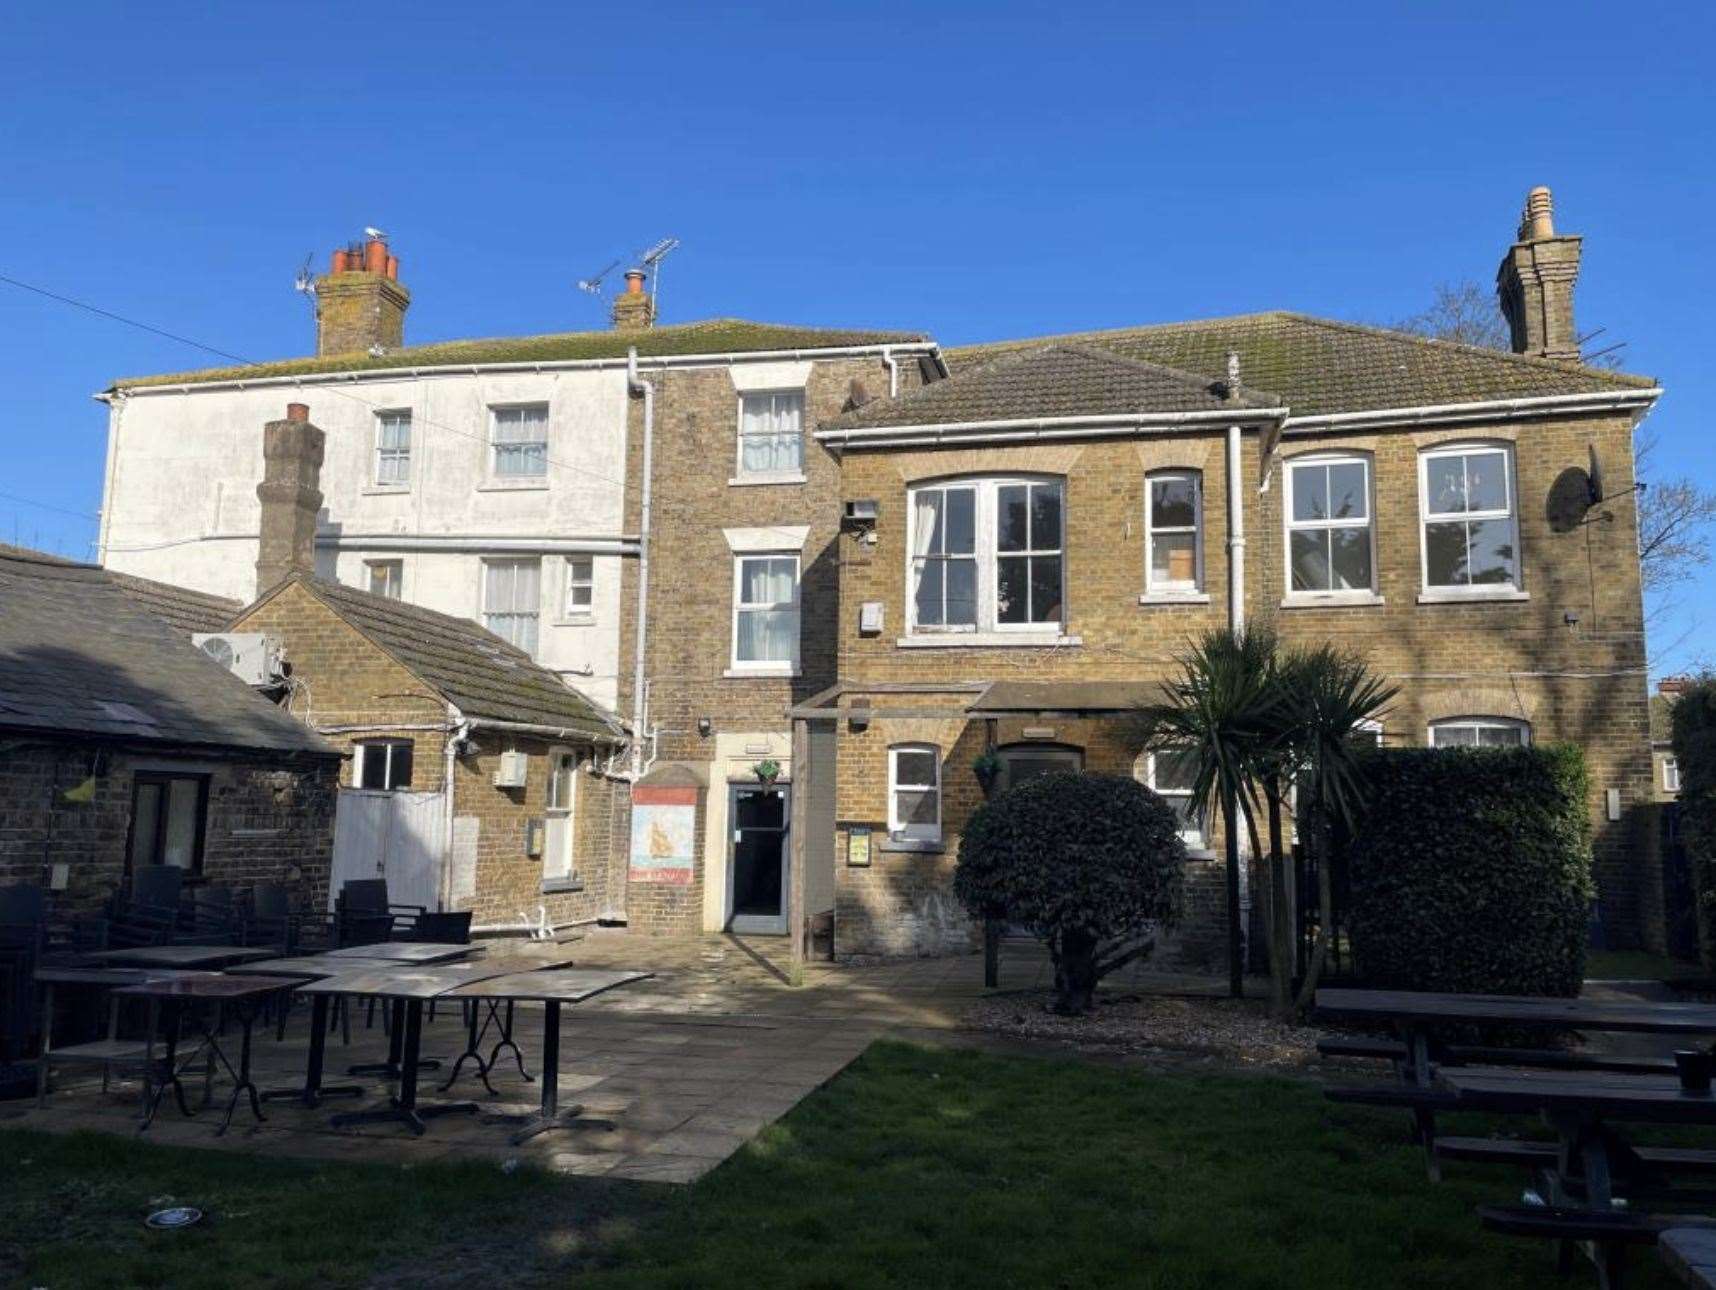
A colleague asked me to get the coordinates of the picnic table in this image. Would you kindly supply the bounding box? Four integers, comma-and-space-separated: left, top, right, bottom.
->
89, 944, 280, 970
115, 971, 298, 1134
451, 969, 651, 1144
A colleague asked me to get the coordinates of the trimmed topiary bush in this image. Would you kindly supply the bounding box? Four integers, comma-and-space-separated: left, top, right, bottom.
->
954, 771, 1185, 1014
1347, 745, 1593, 996
1671, 678, 1716, 971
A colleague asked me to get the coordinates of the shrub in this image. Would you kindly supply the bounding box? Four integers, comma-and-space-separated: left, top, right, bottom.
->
1671, 679, 1716, 970
1347, 745, 1593, 996
953, 772, 1185, 1014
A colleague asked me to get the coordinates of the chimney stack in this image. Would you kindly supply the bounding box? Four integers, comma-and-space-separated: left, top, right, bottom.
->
255, 403, 325, 595
1496, 185, 1583, 362
611, 268, 655, 333
314, 231, 410, 357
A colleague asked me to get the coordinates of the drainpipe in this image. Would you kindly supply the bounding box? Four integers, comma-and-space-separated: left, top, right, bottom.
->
1224, 352, 1246, 635
438, 705, 470, 912
626, 346, 655, 778
881, 346, 900, 398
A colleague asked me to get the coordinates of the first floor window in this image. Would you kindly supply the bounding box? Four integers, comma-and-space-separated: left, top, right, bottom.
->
1421, 444, 1519, 591
491, 404, 549, 478
129, 772, 209, 874
1286, 455, 1374, 595
738, 390, 805, 476
564, 556, 594, 615
909, 476, 1064, 633
1428, 717, 1530, 748
483, 558, 542, 654
888, 745, 942, 843
366, 559, 403, 600
1665, 758, 1681, 793
1145, 748, 1203, 847
732, 554, 800, 669
1145, 471, 1202, 594
375, 410, 411, 486
354, 738, 414, 790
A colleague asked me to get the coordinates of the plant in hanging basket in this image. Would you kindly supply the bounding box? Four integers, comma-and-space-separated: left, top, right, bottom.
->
972, 750, 1003, 792
753, 759, 782, 785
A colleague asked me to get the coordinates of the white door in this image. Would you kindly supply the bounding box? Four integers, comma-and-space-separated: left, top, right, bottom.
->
543, 747, 578, 884
329, 788, 445, 911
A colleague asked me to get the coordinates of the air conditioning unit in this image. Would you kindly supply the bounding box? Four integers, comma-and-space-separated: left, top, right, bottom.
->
192, 632, 282, 687
492, 748, 529, 788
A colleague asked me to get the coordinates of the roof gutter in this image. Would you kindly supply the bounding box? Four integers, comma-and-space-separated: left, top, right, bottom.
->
314, 533, 640, 556
99, 341, 942, 400
464, 715, 627, 745
1282, 387, 1662, 433
816, 407, 1289, 448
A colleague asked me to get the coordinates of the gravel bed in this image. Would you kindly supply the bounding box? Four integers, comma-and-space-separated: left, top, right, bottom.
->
963, 991, 1328, 1068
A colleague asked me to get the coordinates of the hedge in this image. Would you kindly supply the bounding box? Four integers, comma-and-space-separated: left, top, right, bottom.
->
1671, 678, 1716, 971
1347, 745, 1593, 997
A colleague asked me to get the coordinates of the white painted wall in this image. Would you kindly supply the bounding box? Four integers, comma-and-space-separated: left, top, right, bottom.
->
99, 367, 631, 712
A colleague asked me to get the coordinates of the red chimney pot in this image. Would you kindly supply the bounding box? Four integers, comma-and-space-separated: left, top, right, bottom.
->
331, 248, 350, 273
286, 402, 309, 423
385, 254, 399, 281
363, 238, 387, 274
624, 269, 646, 295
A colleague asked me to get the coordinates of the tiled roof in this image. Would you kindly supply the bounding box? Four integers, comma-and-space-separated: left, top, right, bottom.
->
106, 571, 241, 635
822, 344, 1281, 432
111, 319, 927, 391
0, 548, 335, 756
946, 312, 1656, 419
261, 577, 620, 740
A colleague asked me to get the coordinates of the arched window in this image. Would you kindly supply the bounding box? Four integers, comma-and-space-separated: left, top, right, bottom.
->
888, 745, 942, 843
1428, 716, 1530, 748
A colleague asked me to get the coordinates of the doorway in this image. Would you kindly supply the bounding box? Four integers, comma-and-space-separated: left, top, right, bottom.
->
543, 747, 578, 886
728, 783, 790, 934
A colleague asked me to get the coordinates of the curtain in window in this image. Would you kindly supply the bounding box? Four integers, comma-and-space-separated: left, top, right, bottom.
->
910, 486, 978, 628
483, 559, 542, 654
739, 392, 804, 474
493, 406, 549, 477
736, 556, 798, 663
376, 412, 411, 485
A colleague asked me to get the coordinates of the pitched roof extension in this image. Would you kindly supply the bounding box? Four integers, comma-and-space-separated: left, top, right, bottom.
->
110, 319, 928, 391
945, 312, 1656, 419
822, 344, 1282, 432
0, 547, 334, 756
243, 576, 620, 741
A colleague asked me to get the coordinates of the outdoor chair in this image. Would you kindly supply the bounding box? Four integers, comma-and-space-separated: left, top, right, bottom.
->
176, 885, 241, 943
243, 884, 334, 954
407, 911, 472, 944
0, 884, 50, 1060
105, 865, 184, 947
335, 879, 425, 946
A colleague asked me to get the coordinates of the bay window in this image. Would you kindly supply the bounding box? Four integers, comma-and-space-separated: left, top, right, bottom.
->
908, 476, 1065, 635
1420, 444, 1520, 593
732, 554, 800, 672
1286, 455, 1374, 597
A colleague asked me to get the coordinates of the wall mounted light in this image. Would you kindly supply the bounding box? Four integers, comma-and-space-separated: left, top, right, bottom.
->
697, 716, 712, 737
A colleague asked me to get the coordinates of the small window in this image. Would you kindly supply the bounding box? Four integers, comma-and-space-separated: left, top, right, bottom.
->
1420, 444, 1520, 593
1286, 455, 1374, 597
483, 558, 542, 655
354, 738, 414, 790
491, 404, 549, 478
1145, 471, 1202, 595
564, 556, 594, 616
128, 772, 209, 875
732, 554, 800, 671
737, 390, 804, 477
366, 559, 403, 600
375, 411, 411, 487
1665, 758, 1681, 793
888, 745, 942, 843
1145, 748, 1204, 847
1428, 717, 1530, 749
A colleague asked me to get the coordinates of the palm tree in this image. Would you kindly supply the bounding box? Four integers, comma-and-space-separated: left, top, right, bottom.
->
1135, 626, 1282, 998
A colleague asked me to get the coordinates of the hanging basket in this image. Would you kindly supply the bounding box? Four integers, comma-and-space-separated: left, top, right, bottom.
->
753, 759, 782, 786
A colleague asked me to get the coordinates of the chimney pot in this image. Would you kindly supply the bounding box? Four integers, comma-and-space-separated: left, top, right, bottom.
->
286, 402, 309, 422
313, 233, 411, 356
611, 269, 655, 332
331, 248, 349, 273
385, 254, 399, 281
1497, 184, 1583, 361
363, 238, 388, 274
624, 269, 646, 295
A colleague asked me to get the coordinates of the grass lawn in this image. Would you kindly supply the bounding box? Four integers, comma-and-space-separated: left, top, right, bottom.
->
1, 1040, 1686, 1289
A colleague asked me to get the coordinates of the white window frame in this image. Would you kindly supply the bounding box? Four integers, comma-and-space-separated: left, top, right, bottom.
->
489, 403, 550, 479
1144, 470, 1204, 598
1427, 716, 1531, 748
563, 556, 594, 619
888, 744, 942, 844
481, 557, 542, 656
353, 738, 414, 791
365, 558, 404, 600
373, 410, 412, 488
1144, 747, 1205, 849
1418, 442, 1523, 598
1284, 453, 1378, 603
544, 746, 579, 882
735, 389, 806, 481
730, 552, 801, 675
905, 475, 1067, 637
1665, 757, 1681, 793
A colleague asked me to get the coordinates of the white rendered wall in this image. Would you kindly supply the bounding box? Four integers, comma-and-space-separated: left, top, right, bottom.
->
98, 367, 631, 712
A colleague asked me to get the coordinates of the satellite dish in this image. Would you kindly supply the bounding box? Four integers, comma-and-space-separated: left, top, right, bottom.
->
200, 636, 236, 669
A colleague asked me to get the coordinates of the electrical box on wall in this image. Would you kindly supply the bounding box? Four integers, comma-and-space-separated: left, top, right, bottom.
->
493, 748, 529, 788
859, 602, 884, 635
525, 818, 545, 857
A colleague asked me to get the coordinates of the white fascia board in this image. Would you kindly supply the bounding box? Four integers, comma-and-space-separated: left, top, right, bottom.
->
1282, 388, 1662, 433
315, 533, 640, 555
815, 408, 1288, 448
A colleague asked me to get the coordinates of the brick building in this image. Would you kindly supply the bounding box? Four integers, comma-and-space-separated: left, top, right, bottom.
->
788, 187, 1665, 962
0, 545, 339, 910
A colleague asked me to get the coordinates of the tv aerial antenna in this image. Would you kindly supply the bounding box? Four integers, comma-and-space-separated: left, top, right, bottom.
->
637, 237, 681, 319
292, 254, 317, 311
576, 258, 621, 299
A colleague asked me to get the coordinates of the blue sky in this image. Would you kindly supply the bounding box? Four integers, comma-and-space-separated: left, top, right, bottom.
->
2, 2, 1712, 672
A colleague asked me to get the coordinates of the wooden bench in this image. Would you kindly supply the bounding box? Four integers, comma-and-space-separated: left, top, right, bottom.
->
1662, 1227, 1716, 1287
1316, 1035, 1675, 1077
1325, 1084, 1461, 1179
1437, 1136, 1716, 1176
1316, 1036, 1407, 1062
1478, 1205, 1668, 1288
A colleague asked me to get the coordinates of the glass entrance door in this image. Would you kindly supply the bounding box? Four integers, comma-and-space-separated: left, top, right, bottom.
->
729, 784, 790, 935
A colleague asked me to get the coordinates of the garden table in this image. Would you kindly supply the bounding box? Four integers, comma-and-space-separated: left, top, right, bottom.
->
449, 970, 652, 1143
115, 972, 298, 1134
240, 953, 398, 1106
434, 949, 583, 1094
321, 942, 476, 964
91, 944, 280, 970
32, 965, 203, 1110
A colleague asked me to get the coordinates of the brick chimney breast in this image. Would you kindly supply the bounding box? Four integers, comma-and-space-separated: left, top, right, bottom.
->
611, 267, 655, 333
1496, 185, 1583, 362
314, 233, 410, 357
255, 405, 326, 596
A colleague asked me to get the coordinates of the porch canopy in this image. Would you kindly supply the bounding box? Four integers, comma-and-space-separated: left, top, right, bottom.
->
965, 680, 1156, 718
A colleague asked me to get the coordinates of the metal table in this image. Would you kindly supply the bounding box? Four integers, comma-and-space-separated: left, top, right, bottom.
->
89, 944, 280, 970
241, 954, 399, 1107
321, 943, 477, 965
116, 972, 299, 1134
32, 965, 205, 1109
295, 962, 528, 1135
449, 970, 652, 1144
435, 950, 583, 1094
